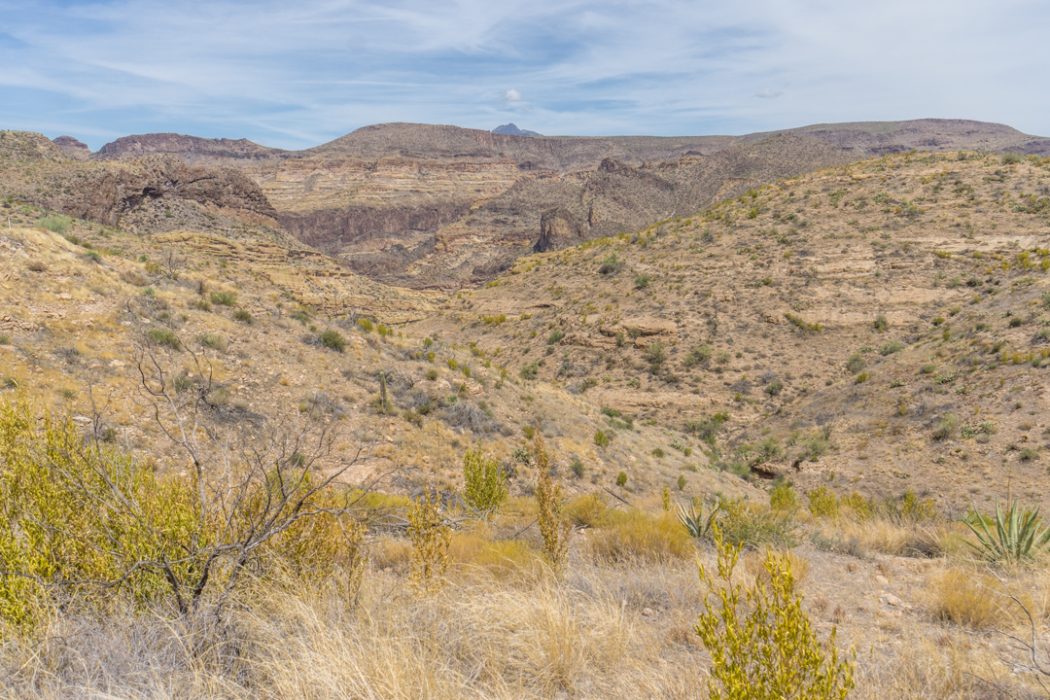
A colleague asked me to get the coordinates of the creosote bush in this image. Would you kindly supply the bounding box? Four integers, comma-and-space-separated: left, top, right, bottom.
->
318, 329, 347, 353
696, 528, 854, 699
462, 445, 508, 516
0, 395, 368, 636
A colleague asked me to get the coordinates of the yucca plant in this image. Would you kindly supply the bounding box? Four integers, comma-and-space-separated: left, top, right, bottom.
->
677, 498, 721, 540
965, 499, 1050, 564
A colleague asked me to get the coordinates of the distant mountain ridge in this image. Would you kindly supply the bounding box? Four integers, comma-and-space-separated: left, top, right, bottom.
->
3, 118, 1050, 288
492, 123, 541, 137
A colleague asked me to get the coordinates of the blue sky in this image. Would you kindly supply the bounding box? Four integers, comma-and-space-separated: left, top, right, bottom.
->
1, 0, 1047, 150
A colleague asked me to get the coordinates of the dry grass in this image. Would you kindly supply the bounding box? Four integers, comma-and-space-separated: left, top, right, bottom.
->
585, 509, 696, 563
928, 567, 1012, 629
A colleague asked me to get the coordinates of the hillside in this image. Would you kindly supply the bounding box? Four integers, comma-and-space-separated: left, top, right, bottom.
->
415, 150, 1050, 508
12, 119, 1046, 289
3, 147, 1050, 699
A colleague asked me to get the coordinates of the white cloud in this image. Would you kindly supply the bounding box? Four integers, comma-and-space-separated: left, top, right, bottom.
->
1, 0, 1048, 147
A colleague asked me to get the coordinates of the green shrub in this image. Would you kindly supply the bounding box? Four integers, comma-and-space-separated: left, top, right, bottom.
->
462, 446, 508, 515
716, 497, 797, 548
598, 254, 623, 275
615, 470, 628, 487
696, 529, 854, 699
784, 312, 823, 333
594, 429, 611, 448
198, 334, 227, 352
769, 482, 799, 512
319, 329, 346, 352
233, 309, 253, 325
807, 487, 839, 518
357, 318, 374, 333
0, 402, 199, 633
634, 274, 651, 289
146, 327, 181, 350
209, 291, 237, 306
38, 213, 72, 234
845, 354, 865, 374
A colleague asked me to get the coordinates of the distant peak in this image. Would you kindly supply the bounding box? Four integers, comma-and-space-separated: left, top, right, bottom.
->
493, 123, 541, 137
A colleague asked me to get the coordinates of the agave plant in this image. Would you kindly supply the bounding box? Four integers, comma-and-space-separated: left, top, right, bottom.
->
965, 499, 1050, 564
676, 499, 721, 540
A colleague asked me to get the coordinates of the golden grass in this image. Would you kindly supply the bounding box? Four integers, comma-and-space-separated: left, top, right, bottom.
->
928, 567, 1010, 629
586, 509, 696, 563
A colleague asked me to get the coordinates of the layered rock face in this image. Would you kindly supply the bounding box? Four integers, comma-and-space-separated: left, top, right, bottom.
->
4, 119, 1049, 287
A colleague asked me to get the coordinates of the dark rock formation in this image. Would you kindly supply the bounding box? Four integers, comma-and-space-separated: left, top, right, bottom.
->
52, 136, 91, 160
534, 209, 582, 252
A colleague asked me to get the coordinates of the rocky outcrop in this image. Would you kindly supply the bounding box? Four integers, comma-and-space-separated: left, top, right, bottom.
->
52, 136, 91, 160
95, 133, 283, 162
534, 209, 583, 252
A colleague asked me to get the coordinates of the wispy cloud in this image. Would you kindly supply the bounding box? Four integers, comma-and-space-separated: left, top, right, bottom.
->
0, 0, 1046, 149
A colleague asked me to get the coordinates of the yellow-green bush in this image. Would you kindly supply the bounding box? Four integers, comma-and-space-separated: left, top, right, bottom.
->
717, 497, 797, 548
0, 400, 200, 633
807, 486, 839, 518
696, 529, 854, 699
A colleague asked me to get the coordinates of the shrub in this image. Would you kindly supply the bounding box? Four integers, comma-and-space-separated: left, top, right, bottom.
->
597, 254, 623, 275
633, 274, 651, 289
594, 429, 610, 447
845, 354, 865, 374
645, 341, 666, 372
589, 510, 694, 562
233, 309, 253, 324
318, 329, 346, 353
879, 340, 904, 355
784, 312, 823, 333
615, 470, 628, 487
198, 334, 227, 352
407, 490, 451, 592
519, 362, 539, 380
807, 487, 839, 518
965, 499, 1050, 564
209, 290, 237, 306
769, 482, 799, 512
716, 497, 797, 548
677, 498, 721, 540
696, 529, 854, 699
683, 344, 713, 369
533, 438, 570, 573
356, 318, 374, 333
38, 213, 72, 234
146, 327, 181, 350
873, 314, 889, 331
462, 446, 508, 515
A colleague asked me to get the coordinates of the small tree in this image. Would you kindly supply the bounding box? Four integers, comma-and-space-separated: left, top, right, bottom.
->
696, 528, 854, 699
462, 446, 508, 516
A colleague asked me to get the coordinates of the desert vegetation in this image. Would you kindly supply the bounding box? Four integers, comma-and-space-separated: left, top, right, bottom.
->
3, 145, 1050, 697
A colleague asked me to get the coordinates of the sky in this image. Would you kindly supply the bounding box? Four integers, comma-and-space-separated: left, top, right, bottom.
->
1, 0, 1048, 150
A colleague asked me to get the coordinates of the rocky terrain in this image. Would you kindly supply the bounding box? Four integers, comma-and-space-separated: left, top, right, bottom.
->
3, 125, 1050, 699
7, 119, 1049, 288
